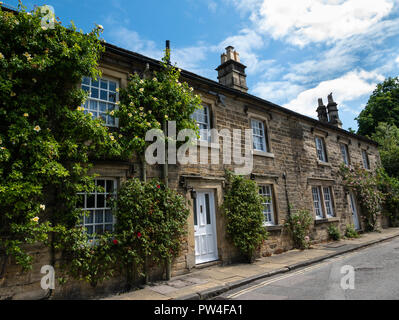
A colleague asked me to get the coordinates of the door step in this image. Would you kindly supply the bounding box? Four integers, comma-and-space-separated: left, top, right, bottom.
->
194, 260, 221, 269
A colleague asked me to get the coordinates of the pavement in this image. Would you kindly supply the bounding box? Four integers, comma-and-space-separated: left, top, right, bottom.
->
103, 227, 399, 300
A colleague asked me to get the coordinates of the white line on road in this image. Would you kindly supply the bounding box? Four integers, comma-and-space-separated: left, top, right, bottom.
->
227, 251, 361, 299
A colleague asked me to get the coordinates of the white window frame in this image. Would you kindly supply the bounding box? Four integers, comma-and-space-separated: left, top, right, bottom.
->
362, 150, 370, 170
340, 143, 350, 165
259, 185, 275, 226
322, 187, 334, 218
315, 136, 327, 162
77, 178, 117, 239
251, 119, 267, 152
192, 105, 211, 142
81, 76, 119, 127
312, 186, 323, 219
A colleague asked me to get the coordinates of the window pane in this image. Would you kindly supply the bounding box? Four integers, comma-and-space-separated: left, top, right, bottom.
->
95, 210, 104, 223
100, 80, 108, 89
109, 81, 116, 92
100, 90, 107, 101
91, 88, 99, 98
105, 210, 113, 223
205, 194, 211, 225
82, 77, 90, 85
86, 225, 93, 235
87, 194, 95, 208
97, 194, 105, 208
106, 180, 114, 193
84, 211, 93, 224
193, 198, 198, 226
91, 79, 99, 87
99, 102, 107, 112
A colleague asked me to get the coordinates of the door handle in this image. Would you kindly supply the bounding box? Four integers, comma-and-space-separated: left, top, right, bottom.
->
200, 205, 203, 213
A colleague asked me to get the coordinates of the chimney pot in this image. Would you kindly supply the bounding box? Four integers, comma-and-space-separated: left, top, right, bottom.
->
316, 98, 328, 122
326, 92, 342, 128
216, 46, 248, 92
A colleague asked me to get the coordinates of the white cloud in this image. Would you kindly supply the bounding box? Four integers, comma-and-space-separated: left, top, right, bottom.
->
108, 27, 212, 76
208, 1, 217, 13
396, 55, 399, 64
282, 69, 384, 117
216, 28, 273, 75
252, 81, 304, 103
252, 0, 394, 46
109, 27, 161, 59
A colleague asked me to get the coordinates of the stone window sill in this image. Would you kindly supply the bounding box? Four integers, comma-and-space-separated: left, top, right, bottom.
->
197, 140, 220, 150
314, 217, 339, 225
265, 224, 283, 231
317, 160, 332, 167
253, 150, 275, 158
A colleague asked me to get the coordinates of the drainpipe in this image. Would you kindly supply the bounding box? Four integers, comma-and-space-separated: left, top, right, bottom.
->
164, 40, 171, 281
283, 172, 291, 217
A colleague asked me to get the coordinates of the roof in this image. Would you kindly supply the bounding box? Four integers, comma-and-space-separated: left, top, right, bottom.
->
104, 42, 378, 146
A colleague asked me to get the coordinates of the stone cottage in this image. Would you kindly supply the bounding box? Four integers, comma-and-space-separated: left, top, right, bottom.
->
1, 31, 385, 298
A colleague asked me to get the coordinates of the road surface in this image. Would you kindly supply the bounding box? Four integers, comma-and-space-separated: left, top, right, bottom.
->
217, 237, 399, 300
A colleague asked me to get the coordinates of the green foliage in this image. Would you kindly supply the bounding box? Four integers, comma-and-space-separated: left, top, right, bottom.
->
377, 168, 399, 227
356, 77, 399, 137
0, 5, 120, 271
116, 52, 202, 159
284, 210, 313, 250
327, 225, 341, 241
371, 123, 399, 178
222, 171, 268, 262
53, 226, 117, 287
112, 178, 190, 285
345, 224, 360, 238
340, 164, 384, 231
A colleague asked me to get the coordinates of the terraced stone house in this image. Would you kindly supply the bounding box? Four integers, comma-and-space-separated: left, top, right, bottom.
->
93, 43, 384, 272
2, 34, 386, 298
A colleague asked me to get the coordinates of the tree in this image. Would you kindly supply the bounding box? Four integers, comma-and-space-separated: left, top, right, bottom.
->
371, 122, 399, 178
356, 77, 399, 137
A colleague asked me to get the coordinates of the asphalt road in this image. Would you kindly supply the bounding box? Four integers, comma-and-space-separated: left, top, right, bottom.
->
217, 237, 399, 300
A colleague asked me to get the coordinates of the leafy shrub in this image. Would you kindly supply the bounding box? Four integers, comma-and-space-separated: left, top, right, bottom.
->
284, 210, 313, 250
0, 4, 120, 272
327, 225, 341, 241
345, 224, 360, 238
112, 178, 190, 285
340, 165, 384, 231
377, 168, 399, 227
222, 171, 268, 262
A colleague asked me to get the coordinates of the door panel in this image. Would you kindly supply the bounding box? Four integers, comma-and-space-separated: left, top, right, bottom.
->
349, 192, 360, 230
194, 191, 218, 264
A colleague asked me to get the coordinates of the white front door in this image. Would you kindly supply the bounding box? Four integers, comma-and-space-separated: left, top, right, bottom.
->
194, 191, 218, 264
349, 192, 360, 230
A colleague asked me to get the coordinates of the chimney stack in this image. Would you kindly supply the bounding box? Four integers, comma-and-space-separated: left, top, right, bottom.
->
216, 46, 248, 93
316, 98, 328, 122
326, 92, 342, 128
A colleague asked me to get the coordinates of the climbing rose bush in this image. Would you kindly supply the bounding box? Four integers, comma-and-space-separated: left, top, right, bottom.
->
0, 4, 121, 273
340, 164, 384, 231
284, 210, 313, 250
112, 178, 190, 286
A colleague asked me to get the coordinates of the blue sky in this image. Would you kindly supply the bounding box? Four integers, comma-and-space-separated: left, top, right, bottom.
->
6, 0, 399, 131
